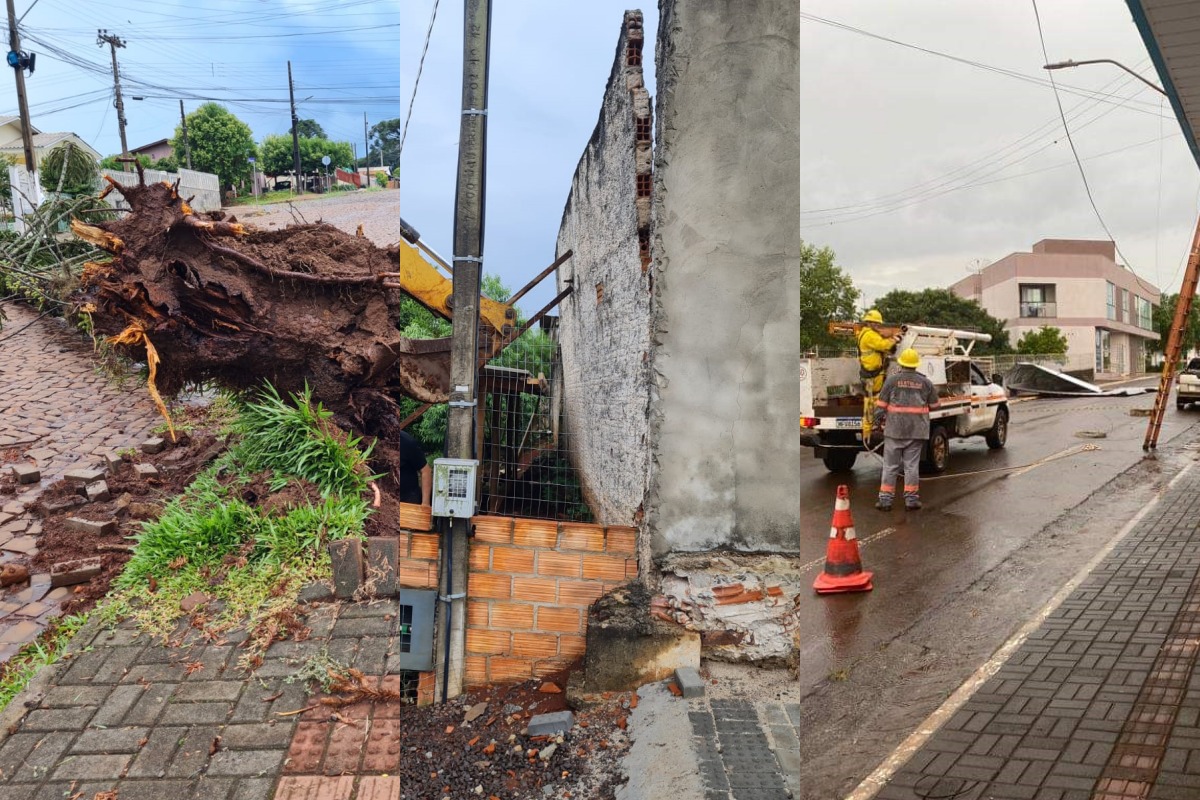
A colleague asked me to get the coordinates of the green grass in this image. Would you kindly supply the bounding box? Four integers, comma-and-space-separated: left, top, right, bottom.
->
0, 614, 88, 713
101, 383, 375, 659
227, 189, 297, 207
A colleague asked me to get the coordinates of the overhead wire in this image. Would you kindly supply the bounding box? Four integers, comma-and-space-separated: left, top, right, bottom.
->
399, 0, 440, 160
1029, 0, 1160, 298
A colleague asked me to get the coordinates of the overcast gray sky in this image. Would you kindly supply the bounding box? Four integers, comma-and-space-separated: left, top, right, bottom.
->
800, 1, 1200, 306
400, 1, 658, 314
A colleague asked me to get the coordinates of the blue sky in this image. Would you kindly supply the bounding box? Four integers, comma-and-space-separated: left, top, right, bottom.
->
400, 1, 659, 314
7, 0, 400, 162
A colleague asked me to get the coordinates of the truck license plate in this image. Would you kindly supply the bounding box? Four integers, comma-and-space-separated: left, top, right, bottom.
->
835, 418, 861, 429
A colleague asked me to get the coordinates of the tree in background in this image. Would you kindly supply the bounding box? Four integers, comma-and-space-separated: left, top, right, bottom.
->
99, 153, 182, 174
39, 143, 99, 196
171, 103, 256, 191
1152, 293, 1200, 356
294, 119, 325, 139
368, 118, 400, 168
799, 239, 861, 352
259, 134, 355, 177
874, 288, 1012, 354
1015, 326, 1068, 354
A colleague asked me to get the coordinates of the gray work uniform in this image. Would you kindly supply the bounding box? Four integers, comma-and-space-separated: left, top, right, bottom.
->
873, 367, 940, 504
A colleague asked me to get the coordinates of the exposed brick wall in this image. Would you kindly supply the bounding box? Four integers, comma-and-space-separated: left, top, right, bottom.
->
395, 510, 638, 688
464, 516, 638, 687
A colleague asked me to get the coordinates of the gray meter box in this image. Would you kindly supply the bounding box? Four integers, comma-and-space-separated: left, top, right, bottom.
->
431, 458, 478, 519
399, 589, 436, 671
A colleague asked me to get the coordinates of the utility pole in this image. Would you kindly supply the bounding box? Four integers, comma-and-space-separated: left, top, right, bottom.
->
287, 61, 302, 195
5, 0, 34, 173
438, 0, 491, 702
178, 100, 191, 170
97, 30, 129, 170
363, 111, 370, 187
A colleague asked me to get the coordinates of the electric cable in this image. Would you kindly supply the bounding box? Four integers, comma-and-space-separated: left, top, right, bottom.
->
399, 0, 440, 160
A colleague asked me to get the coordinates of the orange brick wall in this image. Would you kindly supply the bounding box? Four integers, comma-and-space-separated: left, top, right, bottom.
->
394, 512, 639, 688
464, 517, 638, 687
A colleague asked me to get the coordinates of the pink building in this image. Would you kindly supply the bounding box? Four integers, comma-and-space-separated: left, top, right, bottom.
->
949, 239, 1160, 378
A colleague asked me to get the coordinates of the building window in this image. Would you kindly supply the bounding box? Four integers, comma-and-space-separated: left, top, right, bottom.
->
1096, 329, 1110, 373
1019, 283, 1057, 318
1134, 296, 1153, 330
1106, 282, 1116, 320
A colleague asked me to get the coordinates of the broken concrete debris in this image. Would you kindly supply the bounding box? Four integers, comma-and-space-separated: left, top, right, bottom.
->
10, 464, 39, 485
140, 436, 166, 454
674, 666, 704, 698
63, 465, 105, 485
49, 557, 102, 588
64, 517, 117, 536
526, 710, 574, 737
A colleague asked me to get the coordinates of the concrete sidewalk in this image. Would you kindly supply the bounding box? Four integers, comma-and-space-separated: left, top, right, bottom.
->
869, 461, 1200, 800
0, 595, 402, 800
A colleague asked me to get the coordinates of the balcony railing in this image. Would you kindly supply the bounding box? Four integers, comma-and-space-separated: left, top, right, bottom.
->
1020, 301, 1057, 318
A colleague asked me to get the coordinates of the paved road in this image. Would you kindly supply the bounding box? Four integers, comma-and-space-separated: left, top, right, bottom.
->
783, 385, 1200, 798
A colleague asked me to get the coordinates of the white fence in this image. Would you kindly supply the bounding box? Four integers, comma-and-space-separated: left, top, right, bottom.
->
100, 167, 222, 212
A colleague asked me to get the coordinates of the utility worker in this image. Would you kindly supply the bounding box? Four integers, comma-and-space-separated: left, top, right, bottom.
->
857, 309, 901, 439
873, 348, 940, 512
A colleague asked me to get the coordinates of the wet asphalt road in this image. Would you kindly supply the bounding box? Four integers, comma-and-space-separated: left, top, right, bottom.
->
790, 382, 1200, 799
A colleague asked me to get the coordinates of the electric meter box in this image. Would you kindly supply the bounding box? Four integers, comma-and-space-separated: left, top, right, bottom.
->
431, 458, 478, 519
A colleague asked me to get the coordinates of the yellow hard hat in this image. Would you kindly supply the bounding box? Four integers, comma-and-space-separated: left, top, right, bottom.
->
898, 348, 921, 369
863, 309, 883, 324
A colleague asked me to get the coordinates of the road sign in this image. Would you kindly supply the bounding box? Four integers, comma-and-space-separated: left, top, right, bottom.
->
247, 157, 255, 163
321, 155, 331, 166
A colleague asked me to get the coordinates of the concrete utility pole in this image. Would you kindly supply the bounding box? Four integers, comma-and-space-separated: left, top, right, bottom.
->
97, 30, 129, 170
363, 111, 370, 187
178, 99, 191, 170
6, 0, 35, 172
438, 0, 492, 702
287, 61, 302, 195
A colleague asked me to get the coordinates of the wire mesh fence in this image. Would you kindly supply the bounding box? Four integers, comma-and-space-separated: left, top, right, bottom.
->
398, 304, 593, 524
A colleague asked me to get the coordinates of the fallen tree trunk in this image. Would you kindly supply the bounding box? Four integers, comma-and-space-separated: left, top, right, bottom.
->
73, 175, 454, 466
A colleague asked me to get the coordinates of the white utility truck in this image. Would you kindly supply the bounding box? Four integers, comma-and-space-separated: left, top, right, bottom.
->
800, 324, 1010, 473
1177, 357, 1200, 409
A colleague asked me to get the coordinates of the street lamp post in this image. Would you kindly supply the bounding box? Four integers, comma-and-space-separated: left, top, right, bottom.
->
1043, 58, 1167, 97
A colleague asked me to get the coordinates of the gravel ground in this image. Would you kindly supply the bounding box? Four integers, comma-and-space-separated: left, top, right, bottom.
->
229, 189, 400, 246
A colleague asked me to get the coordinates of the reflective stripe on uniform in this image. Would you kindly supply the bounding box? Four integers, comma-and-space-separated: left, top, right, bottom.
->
885, 405, 929, 414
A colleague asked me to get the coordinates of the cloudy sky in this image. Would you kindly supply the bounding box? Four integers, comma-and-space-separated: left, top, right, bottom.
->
801, 1, 1200, 306
7, 0, 398, 171
400, 1, 659, 313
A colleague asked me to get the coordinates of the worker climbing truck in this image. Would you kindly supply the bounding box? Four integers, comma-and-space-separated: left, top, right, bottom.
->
800, 323, 1010, 473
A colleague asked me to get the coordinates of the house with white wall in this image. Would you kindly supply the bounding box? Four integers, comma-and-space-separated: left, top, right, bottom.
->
949, 239, 1160, 378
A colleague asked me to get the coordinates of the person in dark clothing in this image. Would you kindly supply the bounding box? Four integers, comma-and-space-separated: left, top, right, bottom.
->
398, 430, 432, 506
873, 348, 940, 512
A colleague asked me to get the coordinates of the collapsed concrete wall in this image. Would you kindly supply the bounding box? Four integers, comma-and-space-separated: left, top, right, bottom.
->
555, 11, 654, 528
646, 0, 801, 554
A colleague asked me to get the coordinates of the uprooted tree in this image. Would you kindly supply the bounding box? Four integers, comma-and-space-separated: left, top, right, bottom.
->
68, 170, 485, 476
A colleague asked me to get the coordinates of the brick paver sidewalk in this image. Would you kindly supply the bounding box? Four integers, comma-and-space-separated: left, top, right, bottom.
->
874, 466, 1200, 800
0, 593, 403, 800
0, 300, 161, 659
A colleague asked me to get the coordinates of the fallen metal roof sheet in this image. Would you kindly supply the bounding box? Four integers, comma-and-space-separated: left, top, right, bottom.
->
1005, 362, 1154, 397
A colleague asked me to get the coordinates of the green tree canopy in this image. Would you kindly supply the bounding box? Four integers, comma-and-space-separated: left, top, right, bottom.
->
258, 134, 355, 177
1152, 293, 1200, 355
294, 118, 325, 139
799, 240, 861, 352
368, 118, 400, 168
171, 103, 256, 191
39, 142, 98, 196
874, 288, 1012, 354
1015, 326, 1068, 354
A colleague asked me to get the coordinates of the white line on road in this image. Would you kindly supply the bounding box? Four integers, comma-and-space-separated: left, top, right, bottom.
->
841, 458, 1198, 800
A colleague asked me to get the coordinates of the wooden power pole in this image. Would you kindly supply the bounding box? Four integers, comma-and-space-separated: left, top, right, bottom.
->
364, 111, 370, 187
288, 61, 302, 195
438, 0, 492, 702
178, 100, 191, 170
1144, 215, 1200, 450
97, 30, 129, 170
5, 0, 35, 173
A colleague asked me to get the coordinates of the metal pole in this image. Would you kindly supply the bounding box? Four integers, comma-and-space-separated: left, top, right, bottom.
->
179, 99, 191, 170
288, 61, 302, 195
1145, 215, 1200, 449
364, 111, 371, 187
6, 0, 34, 173
97, 30, 129, 170
438, 0, 491, 703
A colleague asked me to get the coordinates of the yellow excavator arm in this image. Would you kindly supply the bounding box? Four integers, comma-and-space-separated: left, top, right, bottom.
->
397, 239, 514, 339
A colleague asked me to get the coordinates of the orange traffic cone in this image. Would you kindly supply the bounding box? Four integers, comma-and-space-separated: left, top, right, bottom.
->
814, 485, 874, 594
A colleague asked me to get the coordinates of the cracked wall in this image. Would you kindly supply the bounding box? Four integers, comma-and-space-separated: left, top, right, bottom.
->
645, 0, 801, 555
555, 11, 654, 529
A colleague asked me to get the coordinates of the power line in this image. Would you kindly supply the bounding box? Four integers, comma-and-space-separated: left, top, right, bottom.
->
399, 0, 439, 160
1029, 0, 1160, 297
